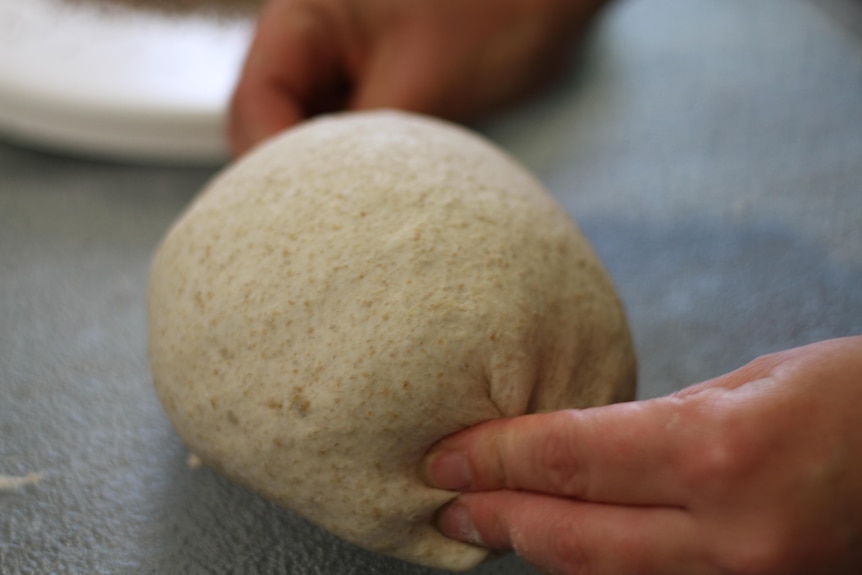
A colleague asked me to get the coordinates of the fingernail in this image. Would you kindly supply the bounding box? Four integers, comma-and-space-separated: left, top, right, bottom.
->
437, 501, 482, 545
425, 451, 472, 490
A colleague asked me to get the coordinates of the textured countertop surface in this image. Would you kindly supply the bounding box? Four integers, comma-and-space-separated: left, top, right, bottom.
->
2, 0, 861, 573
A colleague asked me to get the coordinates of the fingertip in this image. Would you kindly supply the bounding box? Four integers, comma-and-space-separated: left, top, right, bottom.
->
422, 450, 473, 491
421, 418, 515, 494
227, 83, 304, 157
436, 500, 484, 546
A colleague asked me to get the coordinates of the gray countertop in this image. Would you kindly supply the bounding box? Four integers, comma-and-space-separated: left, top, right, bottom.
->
2, 0, 861, 573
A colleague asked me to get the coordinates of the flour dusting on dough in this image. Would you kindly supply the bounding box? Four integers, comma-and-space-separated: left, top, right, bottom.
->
187, 453, 203, 469
0, 472, 44, 491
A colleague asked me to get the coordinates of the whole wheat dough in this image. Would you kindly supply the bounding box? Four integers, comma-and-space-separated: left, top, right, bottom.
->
148, 111, 636, 570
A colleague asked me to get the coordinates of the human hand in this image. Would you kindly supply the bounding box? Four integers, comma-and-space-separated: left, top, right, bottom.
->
423, 336, 862, 574
229, 0, 606, 155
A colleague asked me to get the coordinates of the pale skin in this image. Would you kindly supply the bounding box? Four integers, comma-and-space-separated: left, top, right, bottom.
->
229, 2, 862, 573
424, 337, 862, 574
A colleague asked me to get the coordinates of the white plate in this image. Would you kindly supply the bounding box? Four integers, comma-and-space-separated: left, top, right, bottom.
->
0, 0, 254, 164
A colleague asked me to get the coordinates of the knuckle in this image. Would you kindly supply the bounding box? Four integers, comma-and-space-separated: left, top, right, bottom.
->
492, 428, 516, 488
535, 414, 586, 496
679, 412, 759, 498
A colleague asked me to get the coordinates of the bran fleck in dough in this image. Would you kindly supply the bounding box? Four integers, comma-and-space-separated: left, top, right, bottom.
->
148, 110, 636, 570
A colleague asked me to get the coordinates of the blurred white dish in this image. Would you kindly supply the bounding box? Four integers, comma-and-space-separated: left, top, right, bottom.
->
0, 0, 253, 164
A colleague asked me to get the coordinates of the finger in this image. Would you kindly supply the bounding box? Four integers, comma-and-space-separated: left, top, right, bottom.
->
228, 0, 342, 155
438, 491, 709, 575
228, 78, 304, 157
425, 401, 694, 506
349, 17, 467, 120
424, 346, 795, 507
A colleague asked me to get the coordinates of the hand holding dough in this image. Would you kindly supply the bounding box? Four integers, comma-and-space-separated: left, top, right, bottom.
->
147, 111, 636, 570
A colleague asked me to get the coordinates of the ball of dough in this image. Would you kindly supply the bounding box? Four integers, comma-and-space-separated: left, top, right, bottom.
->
147, 111, 636, 570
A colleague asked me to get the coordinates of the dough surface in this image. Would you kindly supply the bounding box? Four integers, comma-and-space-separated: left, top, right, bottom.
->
148, 111, 636, 570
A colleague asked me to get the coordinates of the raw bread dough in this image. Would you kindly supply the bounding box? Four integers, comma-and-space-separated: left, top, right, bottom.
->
148, 111, 636, 570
